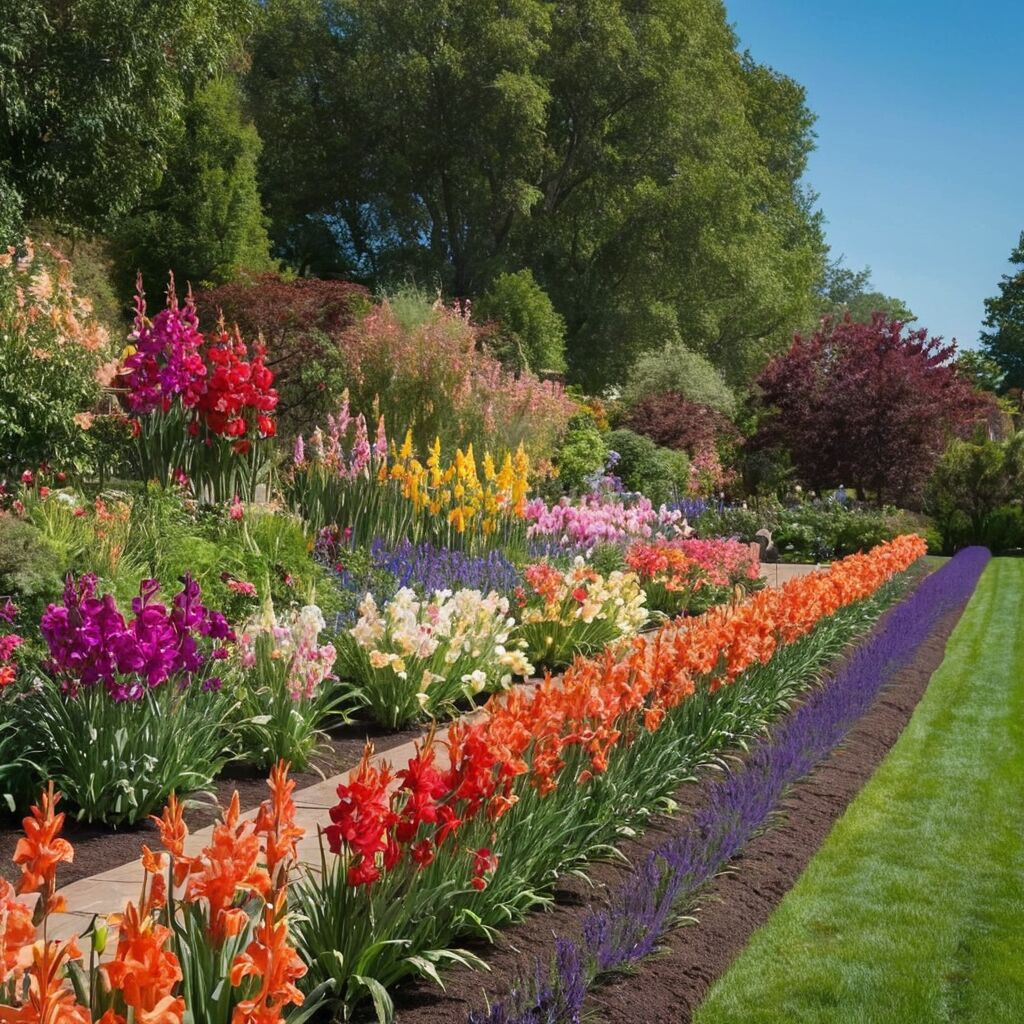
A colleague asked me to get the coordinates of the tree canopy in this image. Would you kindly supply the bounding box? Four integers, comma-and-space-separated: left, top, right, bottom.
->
812, 261, 914, 327
0, 1, 254, 242
980, 231, 1024, 390
754, 314, 986, 507
114, 75, 275, 292
246, 0, 826, 388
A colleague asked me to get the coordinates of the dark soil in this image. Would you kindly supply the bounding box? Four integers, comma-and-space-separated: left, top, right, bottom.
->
0, 716, 422, 888
393, 599, 967, 1024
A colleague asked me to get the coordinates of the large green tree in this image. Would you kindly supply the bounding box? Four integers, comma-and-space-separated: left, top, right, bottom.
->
114, 74, 275, 292
0, 1, 254, 243
247, 0, 825, 389
812, 260, 914, 327
980, 231, 1024, 390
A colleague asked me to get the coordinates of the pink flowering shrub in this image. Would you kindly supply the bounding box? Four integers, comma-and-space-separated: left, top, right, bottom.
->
0, 239, 114, 471
523, 494, 687, 551
338, 297, 573, 459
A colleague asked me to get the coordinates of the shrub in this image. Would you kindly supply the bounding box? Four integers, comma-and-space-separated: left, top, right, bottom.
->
695, 500, 915, 563
555, 414, 609, 494
621, 342, 736, 416
606, 429, 689, 505
475, 269, 567, 373
0, 512, 63, 622
983, 505, 1024, 552
0, 239, 114, 473
621, 391, 740, 455
195, 273, 371, 438
337, 292, 574, 459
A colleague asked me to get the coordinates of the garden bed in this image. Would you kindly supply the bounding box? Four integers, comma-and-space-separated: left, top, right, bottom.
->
390, 563, 971, 1024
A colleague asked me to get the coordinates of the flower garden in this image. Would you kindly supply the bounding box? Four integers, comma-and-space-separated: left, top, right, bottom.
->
9, 70, 1024, 1018
1, 237, 1014, 1024
10, 0, 1024, 1014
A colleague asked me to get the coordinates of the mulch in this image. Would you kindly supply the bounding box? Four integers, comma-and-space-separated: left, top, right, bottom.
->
0, 717, 422, 888
392, 597, 968, 1024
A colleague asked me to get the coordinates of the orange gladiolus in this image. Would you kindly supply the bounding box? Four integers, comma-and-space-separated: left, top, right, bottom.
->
13, 783, 73, 917
102, 903, 184, 1024
151, 793, 192, 888
0, 879, 35, 986
229, 899, 306, 1024
186, 794, 270, 943
0, 940, 90, 1024
254, 762, 303, 900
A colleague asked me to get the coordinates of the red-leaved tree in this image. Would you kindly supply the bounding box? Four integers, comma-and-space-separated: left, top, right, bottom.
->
621, 391, 741, 456
754, 314, 990, 506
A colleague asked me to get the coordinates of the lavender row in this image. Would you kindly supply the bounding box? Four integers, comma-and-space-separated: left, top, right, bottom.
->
470, 547, 990, 1024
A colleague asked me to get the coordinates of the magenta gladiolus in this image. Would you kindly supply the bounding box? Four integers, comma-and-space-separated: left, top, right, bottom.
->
40, 573, 234, 702
122, 275, 207, 414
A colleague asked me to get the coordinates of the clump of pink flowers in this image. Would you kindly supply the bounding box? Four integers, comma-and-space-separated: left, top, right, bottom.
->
295, 390, 385, 480
673, 537, 761, 586
523, 494, 687, 550
40, 574, 234, 701
237, 603, 336, 701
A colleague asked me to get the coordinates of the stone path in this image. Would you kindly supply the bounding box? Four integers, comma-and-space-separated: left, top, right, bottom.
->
36, 563, 823, 939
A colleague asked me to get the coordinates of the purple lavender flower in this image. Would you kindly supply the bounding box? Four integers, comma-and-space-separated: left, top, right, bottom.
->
468, 547, 990, 1023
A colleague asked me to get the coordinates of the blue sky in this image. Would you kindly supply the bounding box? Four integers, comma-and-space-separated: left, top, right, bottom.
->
727, 0, 1024, 349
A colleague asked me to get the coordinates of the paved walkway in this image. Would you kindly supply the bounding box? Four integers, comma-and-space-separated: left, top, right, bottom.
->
34, 564, 823, 938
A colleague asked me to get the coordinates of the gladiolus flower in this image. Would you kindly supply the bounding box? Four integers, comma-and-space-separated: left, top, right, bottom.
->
229, 900, 306, 1024
13, 783, 73, 914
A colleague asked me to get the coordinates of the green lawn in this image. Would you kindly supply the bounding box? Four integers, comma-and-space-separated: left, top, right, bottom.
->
694, 557, 1024, 1024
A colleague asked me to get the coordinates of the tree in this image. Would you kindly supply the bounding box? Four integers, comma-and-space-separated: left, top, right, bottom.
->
114, 75, 275, 292
812, 260, 914, 326
980, 231, 1024, 390
955, 350, 1006, 394
0, 1, 253, 242
621, 343, 736, 416
247, 0, 825, 390
926, 433, 1024, 548
475, 270, 566, 373
754, 314, 987, 507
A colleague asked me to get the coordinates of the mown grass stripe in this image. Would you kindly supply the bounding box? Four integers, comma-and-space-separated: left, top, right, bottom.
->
695, 557, 1024, 1024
